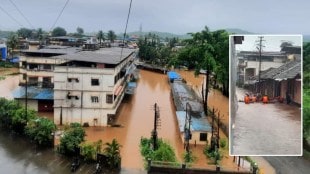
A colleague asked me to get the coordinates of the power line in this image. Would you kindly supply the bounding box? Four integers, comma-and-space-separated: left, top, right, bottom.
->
8, 0, 34, 29
120, 0, 133, 60
50, 0, 70, 32
0, 4, 23, 27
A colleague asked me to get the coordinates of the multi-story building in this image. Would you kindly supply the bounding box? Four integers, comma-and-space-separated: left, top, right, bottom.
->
13, 46, 80, 112
53, 47, 136, 126
237, 51, 287, 86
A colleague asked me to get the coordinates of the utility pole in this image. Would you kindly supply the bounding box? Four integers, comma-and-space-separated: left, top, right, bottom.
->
257, 36, 265, 93
184, 102, 192, 153
25, 61, 28, 119
204, 59, 210, 113
152, 103, 160, 151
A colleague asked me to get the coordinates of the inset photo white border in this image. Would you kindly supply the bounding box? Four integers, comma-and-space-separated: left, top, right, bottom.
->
229, 34, 303, 156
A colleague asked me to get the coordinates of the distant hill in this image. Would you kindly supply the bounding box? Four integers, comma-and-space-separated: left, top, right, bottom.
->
0, 30, 13, 39
124, 29, 253, 40
224, 28, 254, 34
303, 35, 310, 42
122, 31, 191, 40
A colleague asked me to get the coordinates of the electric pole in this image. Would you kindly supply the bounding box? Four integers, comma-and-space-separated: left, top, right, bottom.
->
152, 103, 160, 151
256, 36, 265, 93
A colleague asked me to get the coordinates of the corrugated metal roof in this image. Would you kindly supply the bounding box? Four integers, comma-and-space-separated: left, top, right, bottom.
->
176, 111, 211, 132
12, 86, 53, 100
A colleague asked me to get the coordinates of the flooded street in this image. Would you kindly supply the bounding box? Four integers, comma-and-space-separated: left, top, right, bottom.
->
83, 70, 184, 170
232, 87, 302, 155
0, 70, 242, 173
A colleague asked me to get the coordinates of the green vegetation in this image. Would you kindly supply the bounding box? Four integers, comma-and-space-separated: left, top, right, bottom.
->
58, 123, 85, 155
203, 145, 222, 165
25, 117, 56, 146
0, 98, 56, 147
107, 30, 117, 43
52, 27, 67, 37
104, 138, 122, 169
183, 151, 196, 164
137, 26, 229, 97
140, 137, 177, 167
304, 42, 310, 149
80, 140, 102, 162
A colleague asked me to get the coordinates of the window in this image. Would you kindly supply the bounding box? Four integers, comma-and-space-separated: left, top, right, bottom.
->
68, 78, 79, 82
91, 96, 99, 103
199, 133, 207, 141
91, 79, 99, 86
106, 94, 113, 104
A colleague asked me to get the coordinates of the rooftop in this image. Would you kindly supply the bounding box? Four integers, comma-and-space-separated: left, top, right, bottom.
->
176, 111, 212, 132
22, 46, 81, 55
260, 60, 301, 80
53, 47, 136, 65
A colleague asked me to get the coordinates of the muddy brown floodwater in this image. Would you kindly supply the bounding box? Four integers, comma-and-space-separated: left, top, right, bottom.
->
84, 70, 184, 171
232, 87, 302, 155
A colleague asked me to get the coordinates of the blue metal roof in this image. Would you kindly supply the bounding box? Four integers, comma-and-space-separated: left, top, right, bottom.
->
167, 71, 181, 80
176, 111, 212, 132
12, 86, 54, 100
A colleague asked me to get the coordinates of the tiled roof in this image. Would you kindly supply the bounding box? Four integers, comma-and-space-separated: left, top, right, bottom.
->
260, 60, 301, 80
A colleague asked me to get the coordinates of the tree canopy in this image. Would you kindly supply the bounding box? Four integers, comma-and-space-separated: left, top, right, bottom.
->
52, 27, 67, 37
107, 30, 117, 43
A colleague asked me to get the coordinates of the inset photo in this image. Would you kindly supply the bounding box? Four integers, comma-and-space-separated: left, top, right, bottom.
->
230, 35, 302, 156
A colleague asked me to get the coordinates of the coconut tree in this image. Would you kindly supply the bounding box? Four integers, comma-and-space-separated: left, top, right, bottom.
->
6, 33, 19, 59
104, 139, 121, 169
97, 30, 105, 46
107, 30, 116, 43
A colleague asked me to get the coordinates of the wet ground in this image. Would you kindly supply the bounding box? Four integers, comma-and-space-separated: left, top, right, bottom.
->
231, 87, 302, 155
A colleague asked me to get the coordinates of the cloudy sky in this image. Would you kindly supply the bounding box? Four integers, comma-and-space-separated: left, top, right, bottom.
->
235, 35, 302, 52
0, 0, 309, 34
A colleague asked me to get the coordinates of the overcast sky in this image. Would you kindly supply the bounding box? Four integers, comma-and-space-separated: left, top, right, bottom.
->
0, 0, 309, 34
235, 35, 302, 52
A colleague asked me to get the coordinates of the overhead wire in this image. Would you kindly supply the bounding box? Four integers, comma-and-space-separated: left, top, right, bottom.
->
120, 0, 133, 60
8, 0, 34, 29
50, 0, 70, 32
0, 4, 23, 27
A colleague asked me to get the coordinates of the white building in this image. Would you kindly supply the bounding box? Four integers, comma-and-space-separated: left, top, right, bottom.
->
13, 46, 80, 112
53, 47, 136, 126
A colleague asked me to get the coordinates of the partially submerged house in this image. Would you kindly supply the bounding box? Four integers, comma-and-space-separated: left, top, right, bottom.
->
256, 59, 301, 105
53, 47, 137, 126
169, 73, 212, 145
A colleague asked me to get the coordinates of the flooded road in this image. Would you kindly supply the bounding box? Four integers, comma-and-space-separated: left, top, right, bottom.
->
232, 87, 302, 155
83, 70, 184, 170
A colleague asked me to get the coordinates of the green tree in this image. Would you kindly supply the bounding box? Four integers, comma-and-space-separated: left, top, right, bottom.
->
51, 27, 67, 37
6, 33, 19, 58
80, 142, 96, 162
0, 98, 20, 127
59, 123, 85, 155
97, 30, 105, 46
140, 137, 177, 166
11, 107, 37, 134
104, 138, 122, 169
17, 28, 33, 39
107, 30, 117, 43
25, 117, 56, 146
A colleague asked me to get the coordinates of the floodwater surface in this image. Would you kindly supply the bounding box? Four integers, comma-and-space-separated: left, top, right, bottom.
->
232, 87, 301, 155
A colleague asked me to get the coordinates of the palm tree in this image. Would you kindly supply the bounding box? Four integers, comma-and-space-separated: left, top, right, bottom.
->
107, 30, 116, 43
6, 33, 19, 59
104, 139, 121, 169
97, 30, 105, 46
